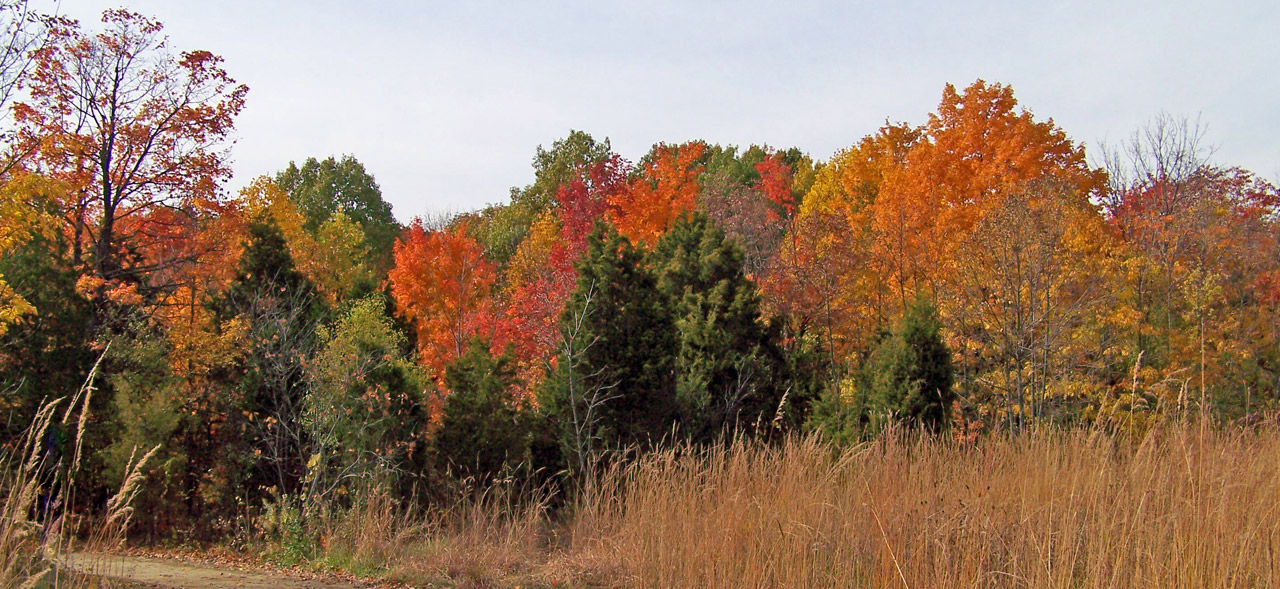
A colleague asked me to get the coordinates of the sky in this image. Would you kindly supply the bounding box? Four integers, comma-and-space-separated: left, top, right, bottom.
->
53, 0, 1280, 223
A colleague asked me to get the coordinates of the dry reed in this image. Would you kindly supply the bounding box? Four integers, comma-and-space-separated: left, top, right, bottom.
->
0, 348, 159, 587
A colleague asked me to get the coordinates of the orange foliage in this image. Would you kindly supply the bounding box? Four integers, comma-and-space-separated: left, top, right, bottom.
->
389, 221, 498, 378
870, 80, 1103, 306
610, 141, 707, 245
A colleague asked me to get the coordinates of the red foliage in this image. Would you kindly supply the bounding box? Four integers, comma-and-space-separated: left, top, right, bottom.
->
755, 151, 795, 221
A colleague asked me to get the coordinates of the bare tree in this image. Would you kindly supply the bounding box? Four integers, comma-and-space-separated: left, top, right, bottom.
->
0, 0, 46, 152
552, 280, 620, 479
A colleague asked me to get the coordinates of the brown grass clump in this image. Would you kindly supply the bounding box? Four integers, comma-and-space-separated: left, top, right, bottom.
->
572, 422, 1280, 588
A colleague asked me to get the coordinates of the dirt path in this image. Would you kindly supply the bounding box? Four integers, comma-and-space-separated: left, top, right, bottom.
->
61, 552, 368, 589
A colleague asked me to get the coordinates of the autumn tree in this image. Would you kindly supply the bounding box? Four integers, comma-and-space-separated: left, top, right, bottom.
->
763, 124, 921, 369
951, 180, 1113, 428
1102, 115, 1280, 417
0, 3, 56, 331
0, 173, 62, 335
16, 9, 247, 299
609, 141, 706, 245
389, 221, 497, 378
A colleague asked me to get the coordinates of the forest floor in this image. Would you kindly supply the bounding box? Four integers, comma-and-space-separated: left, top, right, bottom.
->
59, 552, 373, 589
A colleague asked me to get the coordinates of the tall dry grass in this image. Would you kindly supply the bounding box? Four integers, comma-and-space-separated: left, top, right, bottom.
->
287, 419, 1280, 588
295, 482, 558, 586
0, 350, 159, 587
570, 421, 1280, 588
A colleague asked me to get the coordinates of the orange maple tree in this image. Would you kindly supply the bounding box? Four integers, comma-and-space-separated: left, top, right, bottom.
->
609, 141, 706, 245
15, 9, 247, 294
389, 221, 498, 378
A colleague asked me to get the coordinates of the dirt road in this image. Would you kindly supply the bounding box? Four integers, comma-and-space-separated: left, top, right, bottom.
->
61, 552, 367, 589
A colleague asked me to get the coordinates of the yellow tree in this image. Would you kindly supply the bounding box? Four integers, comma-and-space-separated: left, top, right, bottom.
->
0, 172, 61, 334
951, 180, 1115, 427
239, 176, 370, 305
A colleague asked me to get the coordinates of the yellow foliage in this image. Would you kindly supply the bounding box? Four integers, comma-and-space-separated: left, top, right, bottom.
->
238, 176, 369, 304
0, 172, 65, 335
505, 211, 560, 293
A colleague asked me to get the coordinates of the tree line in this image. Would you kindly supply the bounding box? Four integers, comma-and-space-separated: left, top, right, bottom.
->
1, 4, 1277, 540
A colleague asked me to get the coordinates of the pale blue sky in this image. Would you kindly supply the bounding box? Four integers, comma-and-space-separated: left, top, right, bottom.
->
53, 0, 1280, 222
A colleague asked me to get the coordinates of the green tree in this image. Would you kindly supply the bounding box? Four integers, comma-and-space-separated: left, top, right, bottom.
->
541, 222, 677, 474
304, 296, 428, 503
218, 220, 327, 497
0, 233, 94, 444
513, 130, 614, 212
650, 213, 795, 440
859, 297, 955, 433
101, 315, 188, 537
469, 131, 615, 272
275, 155, 400, 269
435, 339, 531, 484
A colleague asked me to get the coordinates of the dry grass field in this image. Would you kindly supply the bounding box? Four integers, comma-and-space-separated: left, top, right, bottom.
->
296, 419, 1280, 588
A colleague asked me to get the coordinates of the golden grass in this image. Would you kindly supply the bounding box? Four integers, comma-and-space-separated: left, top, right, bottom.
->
294, 420, 1280, 588
579, 422, 1280, 588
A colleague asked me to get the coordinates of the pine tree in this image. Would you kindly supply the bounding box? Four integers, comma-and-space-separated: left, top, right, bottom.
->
860, 297, 955, 432
218, 219, 327, 496
436, 340, 530, 484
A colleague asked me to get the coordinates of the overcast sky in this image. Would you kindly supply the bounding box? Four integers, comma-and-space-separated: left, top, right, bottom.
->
53, 0, 1280, 223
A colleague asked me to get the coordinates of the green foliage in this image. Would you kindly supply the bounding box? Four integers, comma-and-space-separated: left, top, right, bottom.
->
512, 130, 613, 212
542, 222, 677, 474
459, 202, 536, 272
0, 235, 94, 444
435, 339, 531, 484
650, 213, 797, 441
808, 298, 955, 438
304, 296, 428, 502
101, 316, 189, 537
862, 297, 955, 433
275, 155, 400, 270
219, 220, 328, 497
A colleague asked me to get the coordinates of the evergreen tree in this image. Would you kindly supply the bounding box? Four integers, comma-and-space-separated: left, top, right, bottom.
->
0, 235, 94, 444
541, 222, 677, 474
650, 212, 795, 440
859, 297, 955, 433
218, 220, 327, 497
436, 340, 531, 484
